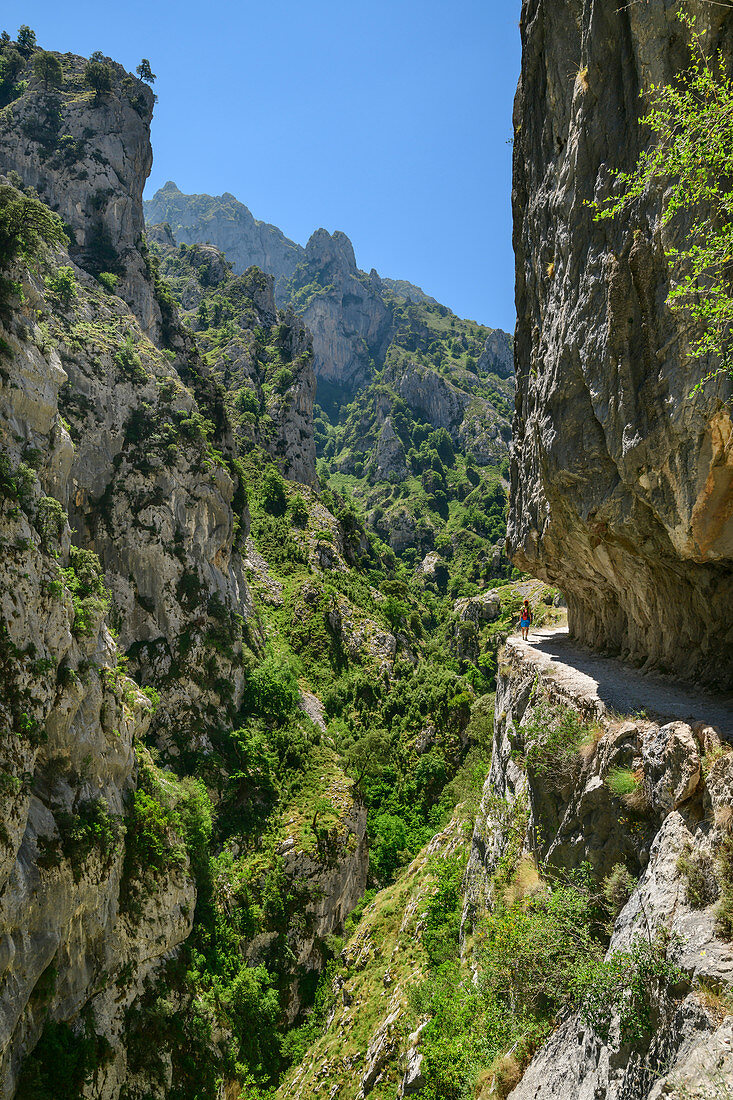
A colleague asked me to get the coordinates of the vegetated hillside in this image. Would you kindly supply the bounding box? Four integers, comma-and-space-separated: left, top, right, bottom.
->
0, 29, 538, 1100
145, 223, 317, 485
148, 221, 516, 596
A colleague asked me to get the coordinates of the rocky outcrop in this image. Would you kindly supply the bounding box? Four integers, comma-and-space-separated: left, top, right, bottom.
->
477, 330, 513, 380
264, 307, 318, 485
509, 1, 733, 687
464, 642, 733, 1100
386, 359, 512, 466
0, 52, 160, 337
380, 278, 437, 306
266, 776, 369, 1022
290, 229, 393, 402
372, 416, 408, 480
143, 181, 304, 300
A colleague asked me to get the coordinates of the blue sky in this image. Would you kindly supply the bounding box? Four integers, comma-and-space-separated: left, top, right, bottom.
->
6, 2, 521, 329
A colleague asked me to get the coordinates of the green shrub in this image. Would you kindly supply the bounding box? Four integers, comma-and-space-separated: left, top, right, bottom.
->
36, 494, 65, 548
479, 868, 602, 1019
15, 1016, 111, 1100
16, 25, 37, 57
121, 763, 211, 904
288, 493, 308, 527
114, 333, 147, 383
245, 657, 299, 725
97, 270, 118, 291
715, 835, 733, 939
369, 812, 409, 884
271, 366, 294, 393
677, 843, 718, 909
0, 48, 25, 108
125, 789, 185, 871
423, 854, 466, 967
56, 797, 122, 881
224, 964, 281, 1074
0, 452, 36, 502
412, 865, 607, 1100
574, 935, 684, 1043
261, 467, 287, 515
45, 265, 77, 307
602, 863, 635, 920
62, 546, 110, 636
141, 684, 160, 713
83, 58, 113, 100
522, 700, 590, 790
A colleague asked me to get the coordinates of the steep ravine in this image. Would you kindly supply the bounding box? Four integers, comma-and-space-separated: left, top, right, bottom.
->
2, 11, 732, 1100
272, 638, 733, 1100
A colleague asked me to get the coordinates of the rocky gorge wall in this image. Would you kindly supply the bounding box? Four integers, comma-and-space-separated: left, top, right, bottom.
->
508, 0, 733, 687
462, 642, 733, 1100
0, 48, 371, 1098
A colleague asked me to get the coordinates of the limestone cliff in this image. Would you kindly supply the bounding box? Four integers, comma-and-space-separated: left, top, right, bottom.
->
463, 639, 733, 1100
0, 51, 160, 337
284, 229, 393, 403
509, 1, 733, 686
0, 255, 196, 1097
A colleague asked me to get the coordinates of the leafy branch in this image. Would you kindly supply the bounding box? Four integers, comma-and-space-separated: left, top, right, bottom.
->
595, 11, 733, 392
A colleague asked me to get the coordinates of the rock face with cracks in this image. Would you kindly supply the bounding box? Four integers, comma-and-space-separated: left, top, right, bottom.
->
508, 0, 733, 687
0, 48, 357, 1099
0, 52, 160, 337
463, 642, 733, 1100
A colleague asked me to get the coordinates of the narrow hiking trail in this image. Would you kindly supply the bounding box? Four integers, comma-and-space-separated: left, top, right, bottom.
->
507, 627, 733, 737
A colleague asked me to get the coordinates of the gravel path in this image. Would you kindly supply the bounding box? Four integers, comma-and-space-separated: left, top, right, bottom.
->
507, 627, 733, 737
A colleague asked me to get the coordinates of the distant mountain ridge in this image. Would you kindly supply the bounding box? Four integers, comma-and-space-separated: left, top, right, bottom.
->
144, 181, 481, 323
145, 190, 515, 561
144, 181, 304, 301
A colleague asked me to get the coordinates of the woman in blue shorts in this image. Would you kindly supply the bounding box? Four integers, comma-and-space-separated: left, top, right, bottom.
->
520, 599, 532, 640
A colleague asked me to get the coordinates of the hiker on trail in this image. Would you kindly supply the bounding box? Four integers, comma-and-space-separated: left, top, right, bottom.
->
520, 599, 532, 640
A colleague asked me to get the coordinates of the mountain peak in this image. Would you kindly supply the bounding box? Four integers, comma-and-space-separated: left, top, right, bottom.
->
305, 227, 357, 272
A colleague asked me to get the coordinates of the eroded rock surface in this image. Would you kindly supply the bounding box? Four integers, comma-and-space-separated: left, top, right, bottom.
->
465, 642, 733, 1100
509, 0, 733, 686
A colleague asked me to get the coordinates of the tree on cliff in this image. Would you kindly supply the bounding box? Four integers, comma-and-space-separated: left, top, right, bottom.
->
16, 25, 36, 58
83, 58, 113, 102
136, 58, 156, 83
0, 47, 23, 96
0, 182, 67, 312
596, 13, 733, 391
33, 50, 63, 92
